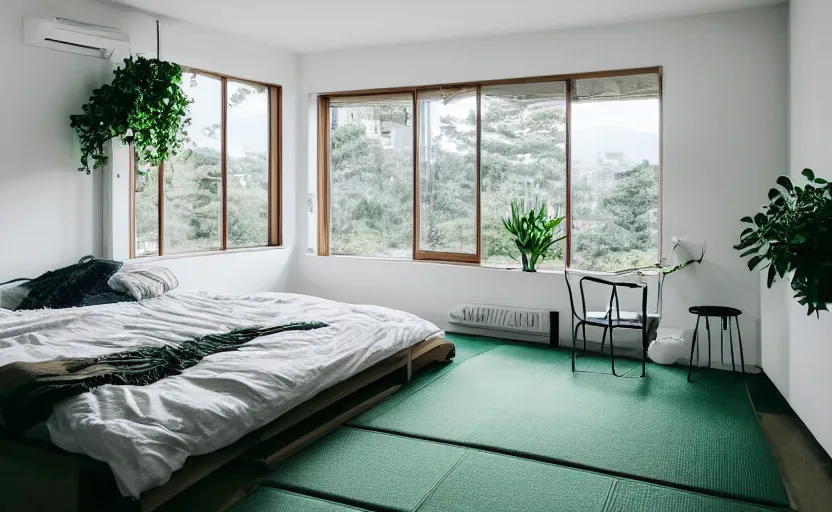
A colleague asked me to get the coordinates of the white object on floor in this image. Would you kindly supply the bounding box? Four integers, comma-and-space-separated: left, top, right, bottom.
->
448, 304, 549, 335
0, 291, 441, 497
648, 327, 689, 365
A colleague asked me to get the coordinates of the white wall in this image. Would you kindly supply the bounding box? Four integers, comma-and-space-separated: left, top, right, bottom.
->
293, 6, 789, 365
785, 0, 832, 455
0, 0, 298, 293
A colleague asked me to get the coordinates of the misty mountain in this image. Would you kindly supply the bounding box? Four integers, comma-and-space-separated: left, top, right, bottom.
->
572, 126, 659, 169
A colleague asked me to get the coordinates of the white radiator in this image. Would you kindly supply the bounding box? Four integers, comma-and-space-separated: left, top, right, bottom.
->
448, 304, 550, 335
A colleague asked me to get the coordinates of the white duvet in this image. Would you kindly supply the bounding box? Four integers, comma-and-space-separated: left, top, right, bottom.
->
0, 291, 441, 498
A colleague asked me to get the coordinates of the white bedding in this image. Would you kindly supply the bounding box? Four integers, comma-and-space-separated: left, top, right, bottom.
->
0, 291, 441, 497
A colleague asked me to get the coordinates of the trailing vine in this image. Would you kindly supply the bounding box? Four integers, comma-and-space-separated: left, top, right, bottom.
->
70, 56, 192, 174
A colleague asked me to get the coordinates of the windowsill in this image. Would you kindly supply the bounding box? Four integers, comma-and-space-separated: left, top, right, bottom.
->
127, 245, 286, 264
304, 253, 662, 277
306, 253, 568, 274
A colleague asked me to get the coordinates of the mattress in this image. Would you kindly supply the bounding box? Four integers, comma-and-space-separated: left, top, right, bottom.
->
0, 291, 441, 497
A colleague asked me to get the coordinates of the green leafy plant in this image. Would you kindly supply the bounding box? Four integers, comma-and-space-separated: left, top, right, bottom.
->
735, 169, 832, 316
501, 200, 566, 272
70, 56, 191, 174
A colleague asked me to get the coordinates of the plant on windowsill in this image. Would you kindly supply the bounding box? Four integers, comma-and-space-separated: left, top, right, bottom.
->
501, 200, 566, 272
735, 168, 832, 316
70, 55, 192, 174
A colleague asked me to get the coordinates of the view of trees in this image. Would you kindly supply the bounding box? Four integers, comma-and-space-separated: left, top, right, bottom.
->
327, 81, 660, 272
135, 75, 270, 256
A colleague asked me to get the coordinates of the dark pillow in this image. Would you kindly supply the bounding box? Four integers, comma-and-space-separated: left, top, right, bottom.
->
16, 257, 128, 311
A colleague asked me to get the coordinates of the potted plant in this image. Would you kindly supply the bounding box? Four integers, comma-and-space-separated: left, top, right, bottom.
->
501, 200, 565, 272
735, 169, 832, 316
70, 56, 192, 174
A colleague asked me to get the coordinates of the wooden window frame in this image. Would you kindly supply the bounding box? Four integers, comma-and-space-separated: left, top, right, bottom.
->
316, 66, 662, 267
129, 68, 282, 259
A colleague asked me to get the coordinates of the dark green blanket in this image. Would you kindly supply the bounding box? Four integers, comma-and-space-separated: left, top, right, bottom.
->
0, 322, 327, 436
8, 256, 133, 311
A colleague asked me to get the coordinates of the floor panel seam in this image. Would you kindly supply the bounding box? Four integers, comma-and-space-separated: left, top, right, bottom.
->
344, 424, 789, 509
600, 479, 619, 512
412, 450, 471, 512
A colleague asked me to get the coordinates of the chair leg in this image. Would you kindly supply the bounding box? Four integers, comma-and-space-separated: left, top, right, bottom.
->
688, 315, 701, 382
600, 327, 608, 352
608, 327, 617, 377
571, 321, 578, 373
582, 324, 588, 353
641, 331, 647, 378
735, 316, 746, 377
720, 317, 725, 365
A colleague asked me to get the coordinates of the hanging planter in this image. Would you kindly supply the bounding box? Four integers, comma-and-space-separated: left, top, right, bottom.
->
70, 23, 191, 174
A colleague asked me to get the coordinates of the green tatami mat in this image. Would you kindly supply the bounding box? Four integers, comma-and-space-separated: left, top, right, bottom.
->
230, 488, 366, 512
260, 427, 781, 512
355, 334, 503, 424
349, 334, 788, 506
262, 427, 467, 511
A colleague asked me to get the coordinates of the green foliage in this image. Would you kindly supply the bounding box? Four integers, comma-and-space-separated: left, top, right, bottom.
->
70, 56, 192, 174
501, 200, 566, 272
735, 169, 832, 316
572, 160, 660, 271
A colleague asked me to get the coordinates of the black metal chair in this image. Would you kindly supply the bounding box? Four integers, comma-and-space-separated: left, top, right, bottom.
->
565, 270, 650, 377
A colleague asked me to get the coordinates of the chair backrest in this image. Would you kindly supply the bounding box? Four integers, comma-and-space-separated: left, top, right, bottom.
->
564, 268, 653, 323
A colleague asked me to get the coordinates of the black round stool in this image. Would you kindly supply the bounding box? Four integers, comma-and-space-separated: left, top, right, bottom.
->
687, 306, 745, 382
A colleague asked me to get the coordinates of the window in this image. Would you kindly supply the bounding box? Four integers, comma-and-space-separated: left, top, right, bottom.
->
328, 94, 413, 258
416, 88, 478, 259
570, 74, 660, 271
481, 82, 567, 268
317, 68, 661, 272
131, 69, 281, 258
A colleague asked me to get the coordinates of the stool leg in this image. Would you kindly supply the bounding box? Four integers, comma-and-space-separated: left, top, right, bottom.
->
728, 317, 736, 373
688, 315, 701, 382
706, 317, 712, 369
735, 316, 746, 377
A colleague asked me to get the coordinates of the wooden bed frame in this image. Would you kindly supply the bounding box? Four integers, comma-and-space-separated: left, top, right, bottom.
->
0, 336, 455, 512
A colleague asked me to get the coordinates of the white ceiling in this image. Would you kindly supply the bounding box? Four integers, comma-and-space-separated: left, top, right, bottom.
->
105, 0, 781, 53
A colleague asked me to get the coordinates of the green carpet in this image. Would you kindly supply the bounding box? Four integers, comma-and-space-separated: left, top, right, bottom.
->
260, 427, 782, 512
348, 333, 788, 507
230, 488, 366, 511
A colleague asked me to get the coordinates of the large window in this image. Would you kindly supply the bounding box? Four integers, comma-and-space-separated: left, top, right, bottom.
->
132, 69, 281, 258
317, 68, 661, 272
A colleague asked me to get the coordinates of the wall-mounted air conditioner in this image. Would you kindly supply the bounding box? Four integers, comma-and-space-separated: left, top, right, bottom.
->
23, 17, 130, 60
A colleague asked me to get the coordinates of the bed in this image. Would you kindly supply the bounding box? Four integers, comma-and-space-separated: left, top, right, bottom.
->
0, 290, 454, 511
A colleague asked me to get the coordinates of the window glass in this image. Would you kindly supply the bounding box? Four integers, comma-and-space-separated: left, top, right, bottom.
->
570, 74, 660, 271
329, 94, 414, 257
481, 82, 567, 268
134, 160, 159, 257
227, 81, 270, 248
417, 88, 478, 255
163, 73, 223, 254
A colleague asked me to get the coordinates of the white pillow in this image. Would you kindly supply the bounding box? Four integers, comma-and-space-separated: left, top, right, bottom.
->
108, 266, 178, 301
0, 281, 30, 310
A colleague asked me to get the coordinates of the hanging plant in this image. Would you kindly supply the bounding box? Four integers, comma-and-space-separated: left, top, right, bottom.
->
70, 56, 191, 174
735, 169, 832, 316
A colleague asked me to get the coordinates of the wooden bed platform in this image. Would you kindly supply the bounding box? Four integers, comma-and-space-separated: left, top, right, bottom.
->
0, 335, 455, 512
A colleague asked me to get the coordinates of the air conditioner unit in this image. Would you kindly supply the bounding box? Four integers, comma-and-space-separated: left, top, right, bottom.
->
23, 17, 130, 60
